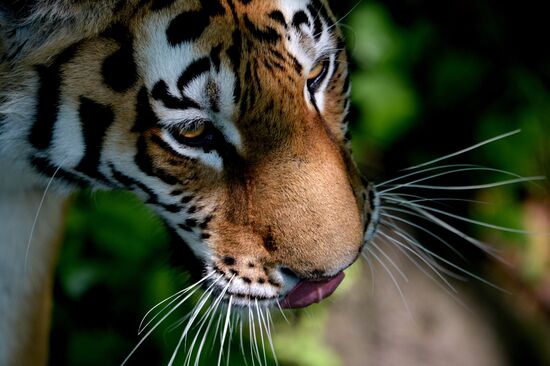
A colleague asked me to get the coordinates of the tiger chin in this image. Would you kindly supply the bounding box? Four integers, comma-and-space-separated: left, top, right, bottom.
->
0, 0, 381, 364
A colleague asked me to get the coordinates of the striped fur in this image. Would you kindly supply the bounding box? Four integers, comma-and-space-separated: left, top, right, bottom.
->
0, 1, 378, 364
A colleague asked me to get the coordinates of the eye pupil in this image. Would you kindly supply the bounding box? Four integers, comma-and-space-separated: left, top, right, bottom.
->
307, 59, 329, 91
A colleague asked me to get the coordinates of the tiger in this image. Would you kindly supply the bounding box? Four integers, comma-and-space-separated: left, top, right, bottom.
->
0, 0, 380, 364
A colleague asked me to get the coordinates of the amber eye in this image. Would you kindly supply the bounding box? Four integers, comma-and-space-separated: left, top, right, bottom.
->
171, 120, 217, 148
180, 123, 206, 139
307, 59, 330, 91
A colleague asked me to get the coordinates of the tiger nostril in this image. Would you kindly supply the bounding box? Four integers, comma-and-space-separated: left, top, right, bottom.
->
223, 256, 236, 266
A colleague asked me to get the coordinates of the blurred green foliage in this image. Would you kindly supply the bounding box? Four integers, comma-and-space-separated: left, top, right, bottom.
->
50, 1, 550, 365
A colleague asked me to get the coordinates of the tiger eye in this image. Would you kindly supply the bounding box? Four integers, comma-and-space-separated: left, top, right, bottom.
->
181, 123, 206, 139
308, 62, 325, 81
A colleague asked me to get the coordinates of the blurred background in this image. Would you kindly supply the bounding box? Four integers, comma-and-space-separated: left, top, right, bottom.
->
49, 0, 550, 365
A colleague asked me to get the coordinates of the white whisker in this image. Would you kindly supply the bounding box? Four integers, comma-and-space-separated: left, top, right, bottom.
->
382, 202, 498, 256
380, 209, 466, 260
255, 300, 268, 366
384, 196, 536, 234
383, 176, 545, 192
364, 248, 412, 319
25, 160, 64, 271
168, 286, 214, 366
377, 227, 472, 309
370, 242, 408, 282
402, 129, 521, 171
377, 228, 458, 291
217, 295, 233, 366
139, 272, 214, 335
313, 1, 362, 38
264, 310, 279, 366
382, 223, 507, 291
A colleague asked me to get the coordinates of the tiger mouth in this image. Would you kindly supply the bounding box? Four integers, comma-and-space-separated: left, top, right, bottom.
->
279, 272, 345, 309
213, 271, 346, 309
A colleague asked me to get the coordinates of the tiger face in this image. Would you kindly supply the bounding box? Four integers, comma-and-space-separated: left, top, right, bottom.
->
10, 0, 379, 309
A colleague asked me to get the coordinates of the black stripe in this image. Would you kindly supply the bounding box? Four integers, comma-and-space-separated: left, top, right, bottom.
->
132, 86, 159, 132
292, 11, 309, 29
151, 80, 201, 110
135, 135, 181, 185
109, 163, 159, 203
75, 97, 114, 180
101, 25, 137, 93
270, 49, 285, 61
166, 11, 210, 46
177, 57, 211, 91
226, 30, 243, 102
269, 11, 287, 27
342, 72, 351, 93
29, 43, 79, 150
150, 134, 194, 162
160, 203, 183, 213
30, 156, 89, 187
290, 54, 303, 74
202, 0, 226, 16
225, 0, 239, 22
151, 0, 177, 11
210, 44, 223, 72
307, 4, 323, 40
243, 15, 280, 43
166, 0, 225, 46
311, 0, 334, 33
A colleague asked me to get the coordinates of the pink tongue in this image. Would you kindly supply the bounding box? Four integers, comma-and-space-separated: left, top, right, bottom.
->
280, 272, 345, 309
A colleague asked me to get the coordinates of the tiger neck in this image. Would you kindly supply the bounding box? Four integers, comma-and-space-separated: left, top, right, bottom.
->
0, 161, 69, 366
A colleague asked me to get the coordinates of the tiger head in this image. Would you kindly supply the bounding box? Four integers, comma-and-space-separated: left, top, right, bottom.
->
8, 0, 379, 308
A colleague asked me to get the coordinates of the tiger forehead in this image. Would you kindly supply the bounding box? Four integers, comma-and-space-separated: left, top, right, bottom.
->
133, 0, 336, 60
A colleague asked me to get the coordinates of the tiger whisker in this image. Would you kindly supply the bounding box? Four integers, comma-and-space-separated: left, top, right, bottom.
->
397, 196, 490, 207
25, 159, 65, 271
376, 227, 471, 309
255, 300, 268, 366
264, 310, 279, 366
274, 300, 289, 324
376, 227, 459, 291
238, 315, 250, 366
380, 209, 467, 260
361, 249, 377, 294
139, 272, 215, 335
379, 166, 542, 195
182, 276, 235, 366
370, 242, 408, 282
381, 201, 499, 257
402, 129, 522, 171
377, 163, 484, 189
385, 195, 534, 234
379, 219, 468, 280
217, 296, 234, 366
192, 304, 222, 366
377, 162, 531, 189
383, 176, 545, 192
381, 222, 507, 291
249, 304, 263, 366
168, 285, 218, 366
189, 287, 232, 366
121, 274, 223, 366
313, 1, 362, 38
363, 246, 412, 319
